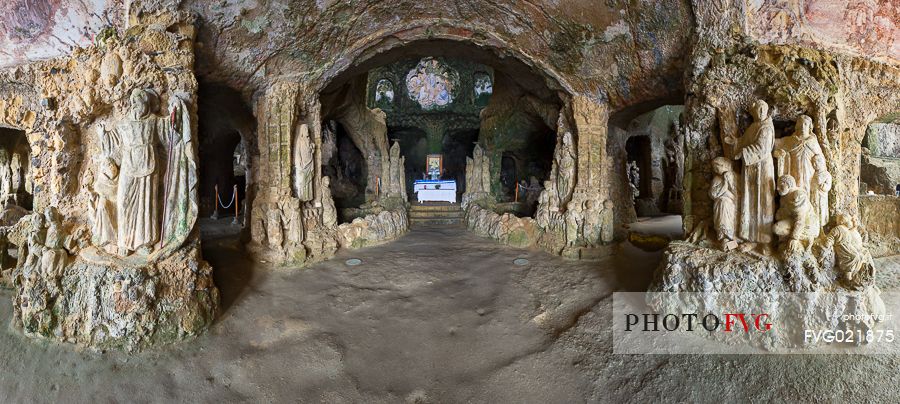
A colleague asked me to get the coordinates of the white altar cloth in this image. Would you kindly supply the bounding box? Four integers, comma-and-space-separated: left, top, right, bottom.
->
414, 180, 457, 203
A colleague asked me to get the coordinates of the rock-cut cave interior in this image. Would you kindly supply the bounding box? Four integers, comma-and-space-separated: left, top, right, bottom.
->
0, 0, 899, 402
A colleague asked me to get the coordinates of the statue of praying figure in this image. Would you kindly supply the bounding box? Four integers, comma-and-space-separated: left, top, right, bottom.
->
774, 115, 824, 194
774, 175, 819, 252
91, 157, 119, 251
822, 213, 874, 290
101, 88, 198, 257
709, 157, 737, 247
293, 124, 315, 202
726, 99, 776, 253
810, 155, 832, 226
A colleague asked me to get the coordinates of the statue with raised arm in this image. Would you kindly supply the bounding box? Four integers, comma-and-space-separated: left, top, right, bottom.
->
725, 100, 776, 253
100, 88, 197, 257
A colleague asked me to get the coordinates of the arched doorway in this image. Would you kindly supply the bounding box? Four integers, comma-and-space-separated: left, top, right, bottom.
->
317, 37, 565, 224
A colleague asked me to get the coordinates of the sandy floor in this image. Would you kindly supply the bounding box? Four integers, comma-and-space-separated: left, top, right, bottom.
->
2, 222, 900, 402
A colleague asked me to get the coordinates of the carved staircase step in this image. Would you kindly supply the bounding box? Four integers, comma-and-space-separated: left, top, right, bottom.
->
409, 217, 464, 226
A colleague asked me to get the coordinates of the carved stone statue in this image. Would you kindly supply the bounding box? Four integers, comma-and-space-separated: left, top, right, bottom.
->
536, 181, 552, 228
709, 157, 737, 246
773, 115, 824, 195
91, 157, 118, 251
811, 155, 832, 226
321, 176, 338, 229
465, 157, 474, 192
10, 152, 21, 202
600, 199, 615, 243
387, 142, 405, 198
627, 161, 640, 200
726, 99, 776, 251
480, 147, 491, 194
823, 213, 874, 290
0, 150, 11, 205
471, 145, 485, 193
555, 132, 576, 203
294, 124, 315, 202
774, 175, 819, 252
100, 88, 197, 257
582, 199, 601, 246
565, 200, 584, 247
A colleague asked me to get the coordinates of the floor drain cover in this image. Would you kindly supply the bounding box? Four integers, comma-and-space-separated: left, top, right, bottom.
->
513, 258, 529, 266
345, 258, 362, 266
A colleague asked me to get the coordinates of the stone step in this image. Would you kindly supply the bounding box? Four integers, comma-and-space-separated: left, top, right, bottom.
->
410, 217, 464, 226
408, 210, 464, 219
409, 204, 462, 212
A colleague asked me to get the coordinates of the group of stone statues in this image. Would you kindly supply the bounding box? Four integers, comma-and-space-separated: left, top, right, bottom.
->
710, 99, 869, 288
0, 148, 29, 208
88, 88, 198, 258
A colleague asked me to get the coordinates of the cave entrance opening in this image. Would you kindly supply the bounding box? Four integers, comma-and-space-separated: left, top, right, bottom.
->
0, 127, 32, 212
197, 83, 255, 239
610, 104, 685, 240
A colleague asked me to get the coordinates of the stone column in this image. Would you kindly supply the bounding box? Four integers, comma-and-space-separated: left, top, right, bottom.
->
571, 95, 609, 204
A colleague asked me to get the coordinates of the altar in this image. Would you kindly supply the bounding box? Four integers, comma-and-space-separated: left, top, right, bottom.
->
413, 180, 457, 203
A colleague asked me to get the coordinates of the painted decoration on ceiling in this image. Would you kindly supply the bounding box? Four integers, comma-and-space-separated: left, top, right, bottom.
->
473, 71, 493, 107
374, 79, 395, 106
744, 0, 898, 64
405, 57, 459, 110
0, 0, 122, 68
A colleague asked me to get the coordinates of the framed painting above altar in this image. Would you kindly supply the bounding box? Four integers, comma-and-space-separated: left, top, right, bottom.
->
426, 154, 443, 178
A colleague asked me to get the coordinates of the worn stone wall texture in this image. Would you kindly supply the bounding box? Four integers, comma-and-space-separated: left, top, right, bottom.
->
859, 195, 900, 258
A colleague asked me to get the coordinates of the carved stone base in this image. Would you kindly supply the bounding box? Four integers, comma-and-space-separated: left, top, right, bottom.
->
13, 241, 218, 351
648, 242, 886, 349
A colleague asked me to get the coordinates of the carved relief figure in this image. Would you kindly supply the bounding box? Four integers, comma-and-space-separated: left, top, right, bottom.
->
726, 100, 776, 251
774, 175, 819, 252
555, 132, 576, 203
774, 115, 824, 194
565, 201, 584, 247
100, 88, 197, 256
582, 199, 601, 247
810, 155, 832, 226
321, 176, 338, 229
709, 157, 737, 246
294, 124, 315, 202
91, 157, 118, 250
823, 213, 874, 290
600, 200, 615, 243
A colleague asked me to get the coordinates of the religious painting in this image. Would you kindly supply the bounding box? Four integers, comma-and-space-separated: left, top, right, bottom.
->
426, 154, 443, 178
744, 0, 898, 64
374, 79, 394, 108
473, 71, 493, 107
406, 57, 459, 110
